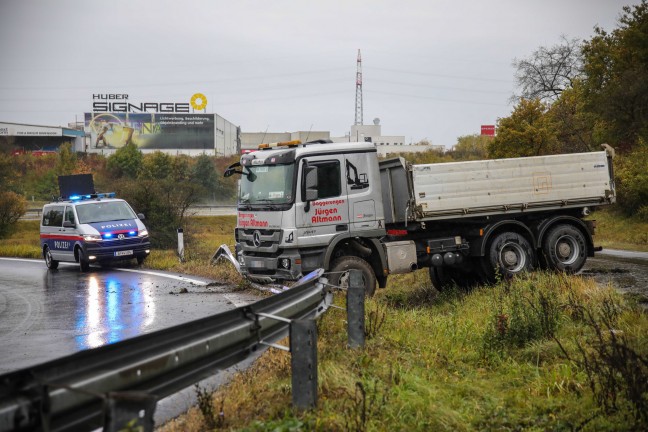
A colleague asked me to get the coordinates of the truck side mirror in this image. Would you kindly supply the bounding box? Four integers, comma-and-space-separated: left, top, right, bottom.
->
63, 220, 75, 228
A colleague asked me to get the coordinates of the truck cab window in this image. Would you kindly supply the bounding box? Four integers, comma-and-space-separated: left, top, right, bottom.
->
312, 160, 341, 199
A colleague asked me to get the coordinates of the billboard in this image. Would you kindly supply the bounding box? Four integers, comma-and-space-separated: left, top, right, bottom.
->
84, 113, 215, 150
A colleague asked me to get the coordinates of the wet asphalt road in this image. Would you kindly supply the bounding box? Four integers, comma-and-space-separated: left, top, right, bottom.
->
1, 251, 645, 374
0, 258, 258, 374
582, 249, 648, 306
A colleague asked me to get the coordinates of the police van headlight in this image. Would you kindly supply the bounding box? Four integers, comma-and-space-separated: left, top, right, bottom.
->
83, 234, 102, 242
138, 229, 149, 238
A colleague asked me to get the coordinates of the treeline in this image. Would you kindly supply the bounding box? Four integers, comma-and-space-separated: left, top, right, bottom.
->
397, 2, 648, 221
0, 142, 239, 246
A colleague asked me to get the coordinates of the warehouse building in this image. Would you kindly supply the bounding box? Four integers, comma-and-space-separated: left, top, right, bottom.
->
0, 121, 85, 155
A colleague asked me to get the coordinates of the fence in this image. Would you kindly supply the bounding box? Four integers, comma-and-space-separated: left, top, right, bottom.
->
0, 269, 366, 432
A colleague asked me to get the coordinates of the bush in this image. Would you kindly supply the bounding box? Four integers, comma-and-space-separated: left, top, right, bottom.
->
115, 178, 202, 248
0, 191, 27, 238
614, 142, 648, 221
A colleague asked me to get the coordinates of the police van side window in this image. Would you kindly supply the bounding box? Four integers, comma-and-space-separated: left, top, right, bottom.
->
64, 206, 75, 225
43, 206, 64, 227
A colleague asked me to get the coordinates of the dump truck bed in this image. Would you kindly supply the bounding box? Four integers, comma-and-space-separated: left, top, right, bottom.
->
379, 151, 615, 224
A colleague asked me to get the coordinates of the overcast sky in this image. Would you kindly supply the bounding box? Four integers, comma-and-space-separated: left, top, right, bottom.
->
0, 0, 628, 147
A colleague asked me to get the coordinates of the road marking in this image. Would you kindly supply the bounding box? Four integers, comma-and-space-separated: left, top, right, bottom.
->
114, 268, 208, 285
0, 258, 208, 286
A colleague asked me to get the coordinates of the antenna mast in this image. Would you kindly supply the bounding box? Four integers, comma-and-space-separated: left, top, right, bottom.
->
354, 49, 363, 126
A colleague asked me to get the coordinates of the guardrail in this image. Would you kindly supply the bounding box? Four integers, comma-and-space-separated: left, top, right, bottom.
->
0, 269, 350, 432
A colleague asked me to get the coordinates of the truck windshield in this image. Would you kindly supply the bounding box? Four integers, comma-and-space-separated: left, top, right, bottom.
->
76, 201, 138, 224
239, 164, 295, 205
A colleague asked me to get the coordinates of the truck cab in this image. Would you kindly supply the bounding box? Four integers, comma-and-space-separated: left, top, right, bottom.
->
227, 141, 387, 290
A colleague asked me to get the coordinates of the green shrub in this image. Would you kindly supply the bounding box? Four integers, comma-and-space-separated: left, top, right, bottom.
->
614, 142, 648, 221
0, 191, 27, 238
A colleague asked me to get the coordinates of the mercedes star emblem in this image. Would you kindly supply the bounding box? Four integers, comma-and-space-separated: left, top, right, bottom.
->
253, 230, 261, 247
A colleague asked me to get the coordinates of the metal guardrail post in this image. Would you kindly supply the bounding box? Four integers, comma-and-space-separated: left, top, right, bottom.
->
290, 319, 318, 410
104, 392, 157, 432
347, 269, 365, 349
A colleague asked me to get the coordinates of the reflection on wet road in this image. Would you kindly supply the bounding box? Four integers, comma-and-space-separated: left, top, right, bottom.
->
75, 274, 157, 349
0, 258, 258, 373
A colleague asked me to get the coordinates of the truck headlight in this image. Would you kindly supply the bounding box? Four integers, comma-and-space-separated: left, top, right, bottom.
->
83, 234, 102, 242
279, 258, 291, 269
138, 229, 149, 237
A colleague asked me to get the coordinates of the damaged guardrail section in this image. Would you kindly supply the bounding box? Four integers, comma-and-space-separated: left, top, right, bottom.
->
0, 269, 332, 432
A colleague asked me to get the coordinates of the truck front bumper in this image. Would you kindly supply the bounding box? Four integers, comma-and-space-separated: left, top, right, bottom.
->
238, 250, 303, 283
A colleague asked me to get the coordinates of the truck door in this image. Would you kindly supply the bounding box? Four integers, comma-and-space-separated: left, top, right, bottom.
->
344, 152, 382, 233
295, 156, 349, 247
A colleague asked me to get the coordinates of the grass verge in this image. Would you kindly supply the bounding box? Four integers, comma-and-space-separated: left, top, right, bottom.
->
0, 216, 247, 285
160, 271, 648, 431
591, 208, 648, 252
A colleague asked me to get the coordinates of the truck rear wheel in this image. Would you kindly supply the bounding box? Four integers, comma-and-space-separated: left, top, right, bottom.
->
329, 256, 377, 297
485, 232, 534, 280
429, 266, 452, 291
541, 224, 587, 273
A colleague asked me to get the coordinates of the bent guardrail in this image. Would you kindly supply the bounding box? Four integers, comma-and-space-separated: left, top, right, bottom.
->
0, 269, 332, 432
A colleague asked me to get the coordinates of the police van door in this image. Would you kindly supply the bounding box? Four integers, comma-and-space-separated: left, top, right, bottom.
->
42, 205, 76, 261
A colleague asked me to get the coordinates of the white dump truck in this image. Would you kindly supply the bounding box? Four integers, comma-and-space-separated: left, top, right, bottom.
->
223, 141, 615, 294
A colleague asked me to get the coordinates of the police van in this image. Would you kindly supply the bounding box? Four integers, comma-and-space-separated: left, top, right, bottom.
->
40, 175, 151, 271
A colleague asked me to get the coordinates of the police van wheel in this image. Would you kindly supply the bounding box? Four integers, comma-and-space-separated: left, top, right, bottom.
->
44, 246, 59, 270
78, 249, 90, 272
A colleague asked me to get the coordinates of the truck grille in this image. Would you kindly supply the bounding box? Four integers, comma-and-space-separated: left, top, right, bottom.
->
238, 228, 282, 252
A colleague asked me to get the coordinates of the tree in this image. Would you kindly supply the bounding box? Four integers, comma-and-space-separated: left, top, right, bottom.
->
545, 84, 597, 153
191, 154, 219, 201
139, 151, 172, 180
107, 142, 143, 179
512, 35, 583, 103
0, 191, 26, 237
55, 143, 77, 175
487, 98, 559, 158
450, 134, 491, 160
581, 1, 648, 151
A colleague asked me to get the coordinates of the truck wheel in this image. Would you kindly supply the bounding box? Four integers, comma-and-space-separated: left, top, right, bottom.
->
78, 249, 90, 272
136, 256, 146, 265
541, 224, 587, 273
486, 232, 534, 280
329, 256, 377, 297
429, 266, 452, 291
44, 246, 59, 270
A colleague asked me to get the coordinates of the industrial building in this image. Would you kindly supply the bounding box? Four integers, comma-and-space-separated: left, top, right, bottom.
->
0, 121, 85, 155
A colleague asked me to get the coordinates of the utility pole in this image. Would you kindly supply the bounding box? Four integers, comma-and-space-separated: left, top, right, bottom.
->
354, 49, 363, 126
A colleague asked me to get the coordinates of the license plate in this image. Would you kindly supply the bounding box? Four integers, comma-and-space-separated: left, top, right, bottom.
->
250, 260, 265, 268
115, 250, 133, 257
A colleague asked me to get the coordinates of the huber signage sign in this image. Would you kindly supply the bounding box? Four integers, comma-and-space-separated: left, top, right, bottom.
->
86, 93, 213, 150
91, 93, 208, 114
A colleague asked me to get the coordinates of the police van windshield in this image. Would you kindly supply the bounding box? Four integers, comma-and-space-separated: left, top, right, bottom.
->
239, 164, 295, 205
76, 201, 138, 224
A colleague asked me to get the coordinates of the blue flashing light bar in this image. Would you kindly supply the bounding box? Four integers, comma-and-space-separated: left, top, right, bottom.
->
61, 192, 116, 202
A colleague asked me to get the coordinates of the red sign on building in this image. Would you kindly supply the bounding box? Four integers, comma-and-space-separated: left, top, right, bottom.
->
481, 125, 495, 136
